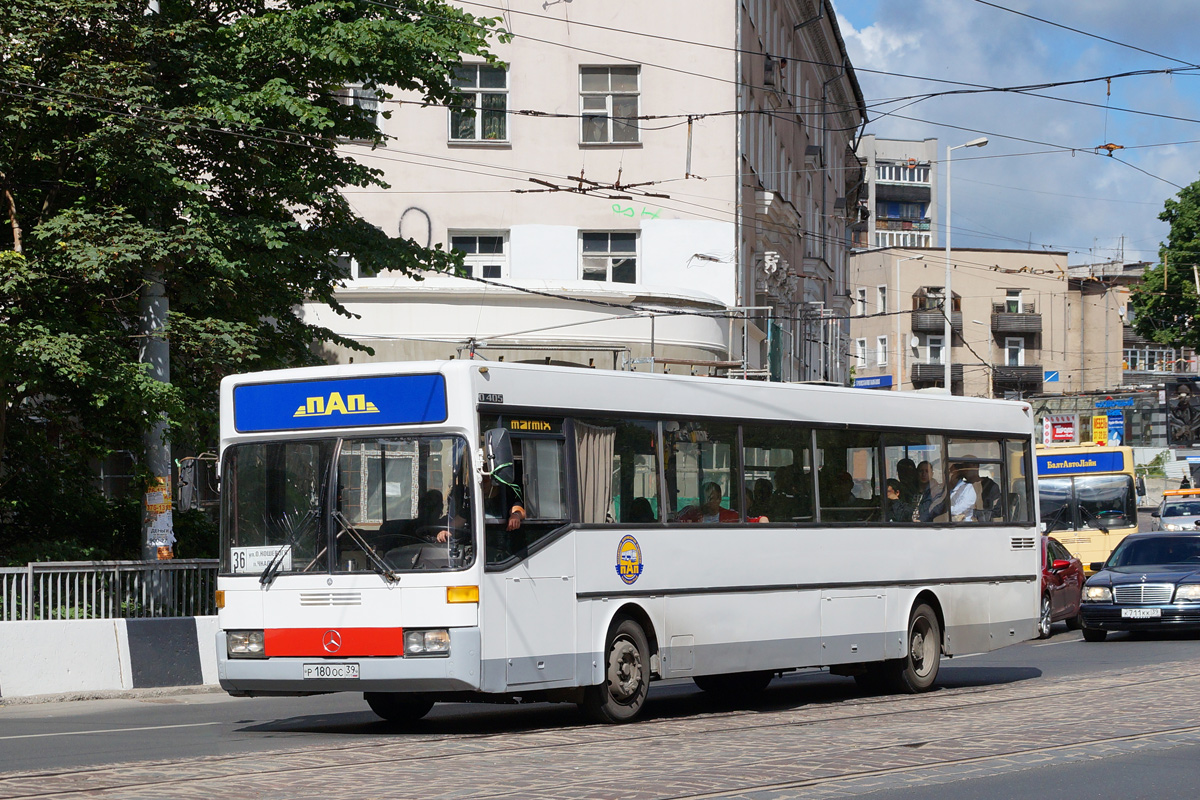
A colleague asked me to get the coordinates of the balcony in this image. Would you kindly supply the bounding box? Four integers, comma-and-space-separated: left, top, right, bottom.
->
992, 364, 1043, 386
991, 302, 1041, 334
911, 363, 963, 384
911, 310, 962, 333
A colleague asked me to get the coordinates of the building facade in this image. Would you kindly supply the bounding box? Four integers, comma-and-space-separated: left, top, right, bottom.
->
852, 136, 939, 250
302, 0, 866, 382
848, 247, 1124, 398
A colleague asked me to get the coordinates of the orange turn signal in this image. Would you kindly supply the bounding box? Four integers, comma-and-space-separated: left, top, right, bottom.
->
215, 590, 225, 609
447, 585, 479, 604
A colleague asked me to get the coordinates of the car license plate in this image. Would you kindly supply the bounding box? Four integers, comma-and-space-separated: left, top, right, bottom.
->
303, 662, 360, 679
1121, 608, 1162, 619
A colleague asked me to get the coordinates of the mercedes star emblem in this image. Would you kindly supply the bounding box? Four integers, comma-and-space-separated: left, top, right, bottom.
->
322, 629, 342, 653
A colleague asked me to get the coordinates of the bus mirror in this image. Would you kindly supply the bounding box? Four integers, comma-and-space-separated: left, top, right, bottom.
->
484, 428, 515, 485
1136, 477, 1146, 497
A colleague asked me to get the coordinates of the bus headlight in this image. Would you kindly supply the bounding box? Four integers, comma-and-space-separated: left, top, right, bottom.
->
1175, 585, 1200, 602
227, 630, 266, 658
1083, 586, 1112, 603
405, 629, 450, 656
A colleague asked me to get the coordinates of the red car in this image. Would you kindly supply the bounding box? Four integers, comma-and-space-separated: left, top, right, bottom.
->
1039, 536, 1084, 638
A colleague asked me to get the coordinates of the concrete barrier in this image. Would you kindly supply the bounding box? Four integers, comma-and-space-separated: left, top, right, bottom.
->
0, 616, 218, 699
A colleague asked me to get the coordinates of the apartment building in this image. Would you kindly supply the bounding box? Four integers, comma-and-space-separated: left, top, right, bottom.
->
300, 0, 866, 381
852, 136, 939, 250
849, 247, 1123, 397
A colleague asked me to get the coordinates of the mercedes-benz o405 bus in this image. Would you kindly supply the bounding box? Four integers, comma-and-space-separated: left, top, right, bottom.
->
215, 361, 1040, 723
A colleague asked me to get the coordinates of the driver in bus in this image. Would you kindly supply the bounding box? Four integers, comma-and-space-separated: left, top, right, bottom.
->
433, 475, 526, 543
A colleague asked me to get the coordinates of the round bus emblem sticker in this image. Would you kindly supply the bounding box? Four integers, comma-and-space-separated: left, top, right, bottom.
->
616, 535, 643, 584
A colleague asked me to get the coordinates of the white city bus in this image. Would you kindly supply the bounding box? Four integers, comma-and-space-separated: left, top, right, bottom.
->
215, 360, 1039, 723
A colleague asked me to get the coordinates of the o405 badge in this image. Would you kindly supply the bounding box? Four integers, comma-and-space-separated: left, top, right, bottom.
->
615, 535, 644, 584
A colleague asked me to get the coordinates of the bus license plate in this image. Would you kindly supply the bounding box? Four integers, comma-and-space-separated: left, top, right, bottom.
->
303, 663, 360, 679
1121, 608, 1162, 619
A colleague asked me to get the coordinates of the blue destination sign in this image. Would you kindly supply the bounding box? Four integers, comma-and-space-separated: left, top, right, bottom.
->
853, 375, 894, 389
233, 374, 447, 433
1036, 450, 1126, 477
1095, 399, 1135, 409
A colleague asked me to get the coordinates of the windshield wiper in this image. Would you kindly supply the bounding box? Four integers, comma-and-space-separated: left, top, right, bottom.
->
1079, 506, 1110, 534
259, 508, 318, 586
333, 511, 399, 584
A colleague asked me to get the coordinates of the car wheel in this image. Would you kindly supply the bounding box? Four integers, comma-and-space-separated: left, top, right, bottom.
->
582, 616, 650, 723
364, 692, 434, 723
885, 603, 941, 694
1037, 594, 1052, 639
1082, 627, 1108, 643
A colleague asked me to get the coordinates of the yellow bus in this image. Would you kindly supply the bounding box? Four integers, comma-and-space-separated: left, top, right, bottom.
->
1036, 443, 1144, 572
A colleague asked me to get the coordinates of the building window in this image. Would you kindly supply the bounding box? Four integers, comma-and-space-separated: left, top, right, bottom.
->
335, 85, 382, 139
1005, 289, 1023, 313
877, 285, 888, 314
855, 287, 867, 316
450, 233, 508, 278
855, 338, 867, 368
450, 65, 508, 141
1005, 337, 1024, 367
928, 335, 944, 365
580, 232, 637, 283
580, 66, 639, 144
877, 336, 889, 366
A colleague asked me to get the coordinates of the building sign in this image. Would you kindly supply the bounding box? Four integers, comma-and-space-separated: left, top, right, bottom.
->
233, 374, 447, 432
853, 375, 894, 389
1092, 414, 1108, 445
1044, 370, 1060, 383
1107, 410, 1125, 445
1095, 398, 1134, 409
1042, 414, 1077, 444
1037, 451, 1127, 476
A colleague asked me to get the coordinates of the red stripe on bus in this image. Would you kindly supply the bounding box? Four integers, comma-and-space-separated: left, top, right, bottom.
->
264, 627, 406, 657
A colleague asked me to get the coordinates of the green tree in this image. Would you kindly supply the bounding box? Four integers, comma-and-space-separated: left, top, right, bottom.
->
1131, 179, 1200, 351
0, 0, 500, 560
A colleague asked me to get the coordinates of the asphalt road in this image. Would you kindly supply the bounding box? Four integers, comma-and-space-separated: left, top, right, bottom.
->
2, 624, 1199, 798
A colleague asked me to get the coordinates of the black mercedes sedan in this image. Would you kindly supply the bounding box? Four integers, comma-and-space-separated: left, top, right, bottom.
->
1080, 532, 1200, 642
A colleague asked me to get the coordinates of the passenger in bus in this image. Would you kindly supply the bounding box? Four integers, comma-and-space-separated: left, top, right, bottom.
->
748, 478, 773, 519
914, 461, 943, 522
947, 462, 978, 522
976, 474, 1003, 522
897, 458, 920, 505
885, 479, 913, 523
678, 481, 740, 523
627, 497, 656, 523
769, 464, 809, 521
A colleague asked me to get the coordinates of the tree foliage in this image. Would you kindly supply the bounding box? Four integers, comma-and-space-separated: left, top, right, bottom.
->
1131, 178, 1200, 350
0, 0, 499, 560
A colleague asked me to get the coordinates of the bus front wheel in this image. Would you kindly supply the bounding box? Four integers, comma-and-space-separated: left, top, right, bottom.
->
364, 692, 435, 724
887, 603, 941, 693
582, 617, 650, 723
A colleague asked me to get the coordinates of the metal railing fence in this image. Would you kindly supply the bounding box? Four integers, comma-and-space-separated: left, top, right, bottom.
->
0, 560, 218, 621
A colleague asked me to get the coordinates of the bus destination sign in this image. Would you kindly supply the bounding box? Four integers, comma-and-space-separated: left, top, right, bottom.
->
234, 374, 447, 432
1036, 451, 1126, 477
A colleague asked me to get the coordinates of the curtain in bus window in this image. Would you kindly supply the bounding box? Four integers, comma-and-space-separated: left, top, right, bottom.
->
664, 421, 740, 522
741, 422, 813, 522
522, 439, 568, 520
816, 430, 882, 523
575, 421, 617, 524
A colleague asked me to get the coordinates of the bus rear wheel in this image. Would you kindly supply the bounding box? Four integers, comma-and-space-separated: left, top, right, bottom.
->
886, 603, 941, 693
364, 692, 435, 723
582, 617, 650, 724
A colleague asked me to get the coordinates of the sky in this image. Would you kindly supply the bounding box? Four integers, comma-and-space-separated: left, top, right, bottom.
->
834, 0, 1200, 265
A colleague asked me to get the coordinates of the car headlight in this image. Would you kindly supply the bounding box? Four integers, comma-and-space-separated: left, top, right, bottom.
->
1175, 585, 1200, 602
404, 629, 450, 657
227, 629, 266, 658
1083, 586, 1113, 603
1164, 523, 1184, 531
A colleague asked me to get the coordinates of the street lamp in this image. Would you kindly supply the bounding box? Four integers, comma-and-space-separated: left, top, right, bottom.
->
895, 254, 924, 390
944, 136, 988, 394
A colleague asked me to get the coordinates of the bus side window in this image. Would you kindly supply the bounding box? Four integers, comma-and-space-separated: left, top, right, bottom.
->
741, 422, 813, 523
1005, 439, 1032, 524
575, 418, 661, 524
663, 420, 740, 523
815, 429, 881, 523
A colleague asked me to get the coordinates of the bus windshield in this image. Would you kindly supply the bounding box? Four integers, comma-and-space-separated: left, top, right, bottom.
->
1038, 474, 1136, 533
221, 435, 474, 575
